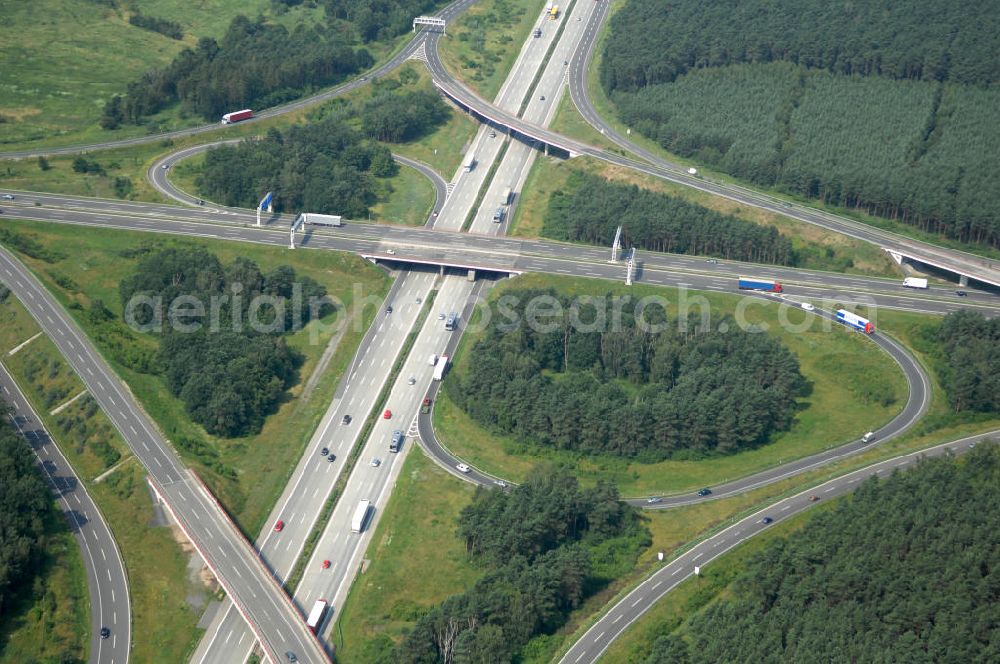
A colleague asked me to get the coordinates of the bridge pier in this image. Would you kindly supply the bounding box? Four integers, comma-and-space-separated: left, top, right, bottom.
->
960, 275, 968, 287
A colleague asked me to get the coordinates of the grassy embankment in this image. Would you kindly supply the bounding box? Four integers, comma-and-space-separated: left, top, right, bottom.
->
332, 276, 1000, 661
1, 64, 474, 225
510, 141, 899, 277
0, 218, 390, 539
434, 273, 908, 496
548, 0, 1000, 262
0, 296, 206, 663
0, 0, 334, 151
437, 0, 548, 100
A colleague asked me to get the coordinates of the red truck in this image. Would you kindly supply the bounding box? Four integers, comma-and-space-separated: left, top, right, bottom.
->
221, 109, 253, 124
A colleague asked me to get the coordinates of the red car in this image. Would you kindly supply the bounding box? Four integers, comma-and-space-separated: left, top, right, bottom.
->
809, 495, 820, 502
322, 560, 331, 569
383, 409, 392, 419
274, 520, 284, 532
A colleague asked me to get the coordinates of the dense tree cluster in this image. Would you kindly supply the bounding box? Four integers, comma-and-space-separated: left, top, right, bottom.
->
103, 15, 373, 125
198, 119, 396, 217
128, 13, 183, 40
119, 247, 330, 436
936, 311, 1000, 414
545, 174, 794, 264
392, 467, 648, 663
447, 288, 807, 461
0, 404, 54, 614
323, 0, 441, 43
645, 442, 1000, 663
360, 89, 450, 142
196, 83, 447, 216
602, 0, 1000, 91
601, 0, 1000, 249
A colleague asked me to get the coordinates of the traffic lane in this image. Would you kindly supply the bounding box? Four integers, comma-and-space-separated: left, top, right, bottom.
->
629, 303, 930, 508
0, 248, 330, 663
309, 276, 483, 621
4, 203, 998, 317
259, 271, 435, 573
0, 0, 483, 160
4, 189, 999, 307
0, 366, 131, 664
561, 431, 994, 664
194, 271, 437, 664
426, 32, 1000, 287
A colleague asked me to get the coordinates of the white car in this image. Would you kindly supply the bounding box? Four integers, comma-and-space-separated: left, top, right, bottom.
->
370, 457, 381, 467
1, 194, 14, 200
800, 302, 815, 311
862, 432, 875, 443
456, 463, 470, 473
386, 248, 396, 255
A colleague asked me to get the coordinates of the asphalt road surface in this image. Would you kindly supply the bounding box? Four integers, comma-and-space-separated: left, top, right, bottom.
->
191, 269, 440, 664
149, 143, 448, 224
0, 246, 330, 664
560, 430, 998, 664
0, 363, 131, 664
0, 0, 481, 160
422, 17, 1000, 289
2, 193, 996, 318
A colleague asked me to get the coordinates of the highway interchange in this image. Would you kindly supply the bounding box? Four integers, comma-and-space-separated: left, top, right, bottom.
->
1, 1, 999, 663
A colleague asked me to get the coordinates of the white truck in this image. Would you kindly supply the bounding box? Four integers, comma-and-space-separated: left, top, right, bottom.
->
306, 599, 329, 633
433, 355, 449, 381
462, 153, 476, 172
303, 213, 342, 227
500, 187, 512, 206
351, 499, 371, 533
903, 277, 928, 289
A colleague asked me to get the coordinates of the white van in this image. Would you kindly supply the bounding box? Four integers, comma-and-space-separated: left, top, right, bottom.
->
429, 354, 438, 366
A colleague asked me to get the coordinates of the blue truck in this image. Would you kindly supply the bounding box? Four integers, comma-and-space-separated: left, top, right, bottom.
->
738, 277, 783, 293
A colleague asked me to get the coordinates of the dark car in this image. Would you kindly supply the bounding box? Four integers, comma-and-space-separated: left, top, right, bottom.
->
320, 447, 329, 456
386, 305, 393, 314
761, 516, 774, 524
697, 488, 712, 496
341, 414, 352, 425
286, 652, 298, 662
327, 453, 336, 462
956, 290, 968, 296
100, 627, 110, 639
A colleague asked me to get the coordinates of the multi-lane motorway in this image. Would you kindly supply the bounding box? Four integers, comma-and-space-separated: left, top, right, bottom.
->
0, 246, 330, 663
2, 191, 997, 318
0, 363, 131, 664
2, 2, 1000, 663
559, 430, 997, 664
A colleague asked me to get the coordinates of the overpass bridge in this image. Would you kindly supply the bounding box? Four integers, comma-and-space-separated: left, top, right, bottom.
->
426, 54, 1000, 290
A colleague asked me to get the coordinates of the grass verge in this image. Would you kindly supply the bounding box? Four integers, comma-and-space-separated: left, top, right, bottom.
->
331, 449, 480, 663
510, 146, 898, 276
0, 297, 206, 663
0, 500, 89, 663
435, 273, 909, 496
437, 0, 547, 99
285, 290, 438, 593
0, 218, 390, 538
